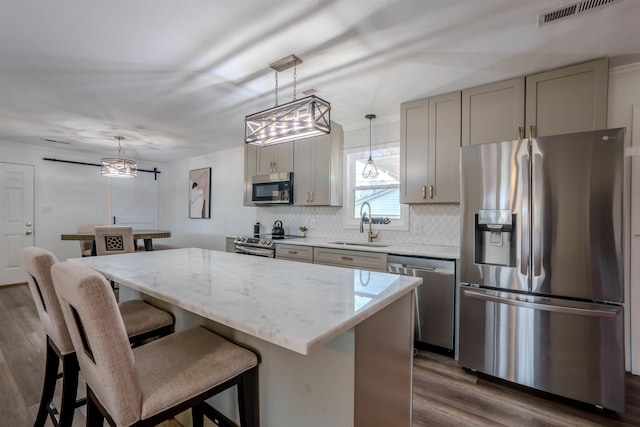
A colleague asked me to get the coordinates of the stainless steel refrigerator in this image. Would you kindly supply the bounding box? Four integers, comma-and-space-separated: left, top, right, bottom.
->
459, 128, 626, 412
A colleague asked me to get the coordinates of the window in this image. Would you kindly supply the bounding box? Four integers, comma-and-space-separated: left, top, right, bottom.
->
343, 142, 408, 230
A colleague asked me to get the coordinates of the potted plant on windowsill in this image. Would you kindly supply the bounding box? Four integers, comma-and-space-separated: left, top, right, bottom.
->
298, 226, 308, 237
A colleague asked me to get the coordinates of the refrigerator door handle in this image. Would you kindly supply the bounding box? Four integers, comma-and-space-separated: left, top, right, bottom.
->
520, 154, 530, 276
532, 153, 543, 277
463, 289, 619, 318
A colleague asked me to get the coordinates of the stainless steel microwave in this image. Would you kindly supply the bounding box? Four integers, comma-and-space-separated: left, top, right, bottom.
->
251, 172, 293, 204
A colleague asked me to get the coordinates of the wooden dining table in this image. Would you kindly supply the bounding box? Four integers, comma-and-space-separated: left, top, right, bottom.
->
61, 229, 171, 254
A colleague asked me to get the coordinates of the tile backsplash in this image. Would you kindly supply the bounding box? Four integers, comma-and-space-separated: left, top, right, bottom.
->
256, 204, 460, 247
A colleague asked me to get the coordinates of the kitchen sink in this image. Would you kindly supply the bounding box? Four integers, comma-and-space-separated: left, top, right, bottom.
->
329, 241, 390, 248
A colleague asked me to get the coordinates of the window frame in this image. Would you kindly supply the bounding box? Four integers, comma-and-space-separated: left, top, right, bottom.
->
342, 142, 409, 231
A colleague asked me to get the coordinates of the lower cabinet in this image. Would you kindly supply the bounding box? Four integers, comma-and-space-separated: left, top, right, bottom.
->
313, 247, 387, 272
275, 244, 388, 272
275, 244, 314, 263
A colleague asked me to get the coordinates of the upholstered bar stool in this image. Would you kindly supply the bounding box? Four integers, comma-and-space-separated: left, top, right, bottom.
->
20, 247, 175, 427
51, 261, 259, 427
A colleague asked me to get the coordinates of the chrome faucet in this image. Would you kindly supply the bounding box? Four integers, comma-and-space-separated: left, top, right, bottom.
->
360, 202, 380, 243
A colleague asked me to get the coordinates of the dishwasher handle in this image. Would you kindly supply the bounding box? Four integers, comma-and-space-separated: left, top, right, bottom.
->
388, 263, 454, 276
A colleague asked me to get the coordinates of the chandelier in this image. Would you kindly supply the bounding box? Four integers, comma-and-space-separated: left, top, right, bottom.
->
245, 54, 331, 147
101, 136, 137, 178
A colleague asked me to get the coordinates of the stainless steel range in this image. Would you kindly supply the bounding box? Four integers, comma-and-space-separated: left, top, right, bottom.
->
233, 235, 300, 257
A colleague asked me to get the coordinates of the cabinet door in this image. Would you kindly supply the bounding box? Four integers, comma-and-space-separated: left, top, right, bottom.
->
293, 124, 343, 206
293, 138, 314, 205
256, 143, 294, 175
428, 92, 461, 203
400, 99, 429, 203
244, 145, 257, 206
462, 77, 525, 146
526, 58, 608, 137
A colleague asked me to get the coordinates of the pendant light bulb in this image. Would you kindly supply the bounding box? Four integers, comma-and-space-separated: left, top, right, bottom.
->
362, 114, 378, 179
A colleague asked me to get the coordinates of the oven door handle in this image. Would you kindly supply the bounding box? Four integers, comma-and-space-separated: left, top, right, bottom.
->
235, 245, 274, 257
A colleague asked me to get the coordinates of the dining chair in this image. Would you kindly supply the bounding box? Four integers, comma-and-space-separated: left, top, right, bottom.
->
94, 226, 136, 255
76, 223, 102, 257
20, 247, 175, 427
51, 260, 259, 427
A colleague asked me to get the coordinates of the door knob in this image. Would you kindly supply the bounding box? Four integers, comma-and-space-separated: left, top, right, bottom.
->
26, 222, 32, 227
25, 231, 33, 236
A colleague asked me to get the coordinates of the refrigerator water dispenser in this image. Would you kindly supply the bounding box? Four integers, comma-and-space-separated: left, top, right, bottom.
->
474, 209, 515, 267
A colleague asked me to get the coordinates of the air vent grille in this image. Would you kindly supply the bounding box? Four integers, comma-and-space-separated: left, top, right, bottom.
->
538, 0, 622, 26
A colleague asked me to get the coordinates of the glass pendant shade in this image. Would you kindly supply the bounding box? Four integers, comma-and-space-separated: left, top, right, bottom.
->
101, 136, 137, 178
362, 114, 378, 179
245, 95, 330, 146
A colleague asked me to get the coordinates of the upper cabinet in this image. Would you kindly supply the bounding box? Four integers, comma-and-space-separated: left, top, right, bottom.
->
525, 58, 608, 138
400, 91, 461, 204
294, 122, 344, 206
256, 143, 294, 175
244, 144, 258, 206
462, 77, 525, 146
462, 58, 609, 146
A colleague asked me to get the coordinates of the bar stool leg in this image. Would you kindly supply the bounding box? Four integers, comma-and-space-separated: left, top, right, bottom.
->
238, 367, 259, 427
58, 353, 80, 427
86, 388, 105, 426
34, 339, 59, 427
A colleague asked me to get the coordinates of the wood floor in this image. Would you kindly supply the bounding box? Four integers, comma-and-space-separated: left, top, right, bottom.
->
3, 282, 640, 426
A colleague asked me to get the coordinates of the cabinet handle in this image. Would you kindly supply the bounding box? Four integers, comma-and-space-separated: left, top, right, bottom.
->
528, 125, 535, 141
306, 192, 310, 203
517, 127, 523, 139
422, 186, 427, 199
429, 185, 434, 199
341, 256, 354, 261
288, 250, 298, 254
310, 191, 313, 202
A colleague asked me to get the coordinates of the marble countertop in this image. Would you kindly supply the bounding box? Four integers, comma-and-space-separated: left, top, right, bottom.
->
72, 248, 421, 355
274, 237, 460, 259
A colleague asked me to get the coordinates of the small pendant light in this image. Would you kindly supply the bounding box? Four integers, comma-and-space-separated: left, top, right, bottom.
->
362, 114, 378, 179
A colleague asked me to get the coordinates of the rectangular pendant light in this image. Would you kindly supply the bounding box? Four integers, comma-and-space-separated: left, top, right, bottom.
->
245, 54, 331, 146
245, 95, 331, 146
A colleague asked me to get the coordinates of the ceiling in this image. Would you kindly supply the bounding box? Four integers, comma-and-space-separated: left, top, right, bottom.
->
1, 0, 639, 163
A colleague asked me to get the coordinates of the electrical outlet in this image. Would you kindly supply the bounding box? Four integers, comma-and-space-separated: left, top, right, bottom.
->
310, 219, 317, 229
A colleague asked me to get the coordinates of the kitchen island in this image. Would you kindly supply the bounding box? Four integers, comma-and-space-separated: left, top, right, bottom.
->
72, 247, 421, 427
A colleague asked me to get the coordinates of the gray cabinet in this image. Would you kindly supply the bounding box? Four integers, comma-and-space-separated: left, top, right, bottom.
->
313, 247, 387, 272
400, 91, 461, 204
461, 58, 608, 146
526, 58, 608, 137
462, 77, 525, 146
244, 145, 258, 206
294, 123, 344, 206
276, 243, 313, 263
225, 237, 236, 253
256, 143, 294, 175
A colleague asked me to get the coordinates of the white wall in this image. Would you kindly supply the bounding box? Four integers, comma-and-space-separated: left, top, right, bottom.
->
158, 146, 256, 251
0, 140, 164, 261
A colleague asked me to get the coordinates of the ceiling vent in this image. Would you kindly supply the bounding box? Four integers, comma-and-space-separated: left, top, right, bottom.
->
538, 0, 622, 26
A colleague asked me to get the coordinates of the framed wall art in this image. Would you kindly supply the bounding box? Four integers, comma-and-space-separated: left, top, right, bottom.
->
189, 167, 211, 219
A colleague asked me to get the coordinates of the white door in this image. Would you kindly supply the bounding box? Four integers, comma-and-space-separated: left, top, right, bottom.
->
0, 162, 34, 286
111, 171, 158, 229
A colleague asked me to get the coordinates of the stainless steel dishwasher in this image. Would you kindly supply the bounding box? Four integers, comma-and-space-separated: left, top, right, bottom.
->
388, 255, 456, 352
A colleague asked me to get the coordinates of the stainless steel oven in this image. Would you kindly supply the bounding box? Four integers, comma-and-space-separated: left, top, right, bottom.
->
233, 236, 275, 257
